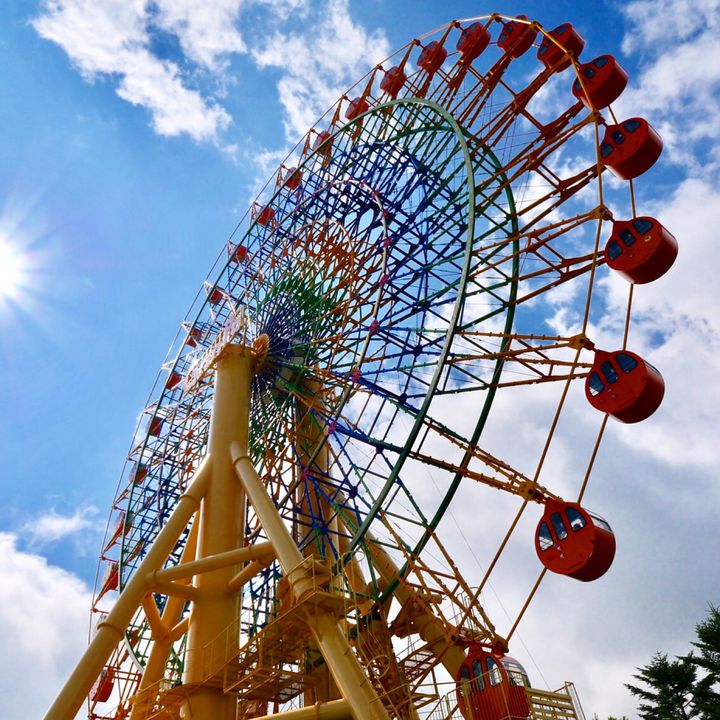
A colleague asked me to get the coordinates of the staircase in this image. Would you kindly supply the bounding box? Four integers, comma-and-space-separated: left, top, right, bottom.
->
526, 683, 585, 720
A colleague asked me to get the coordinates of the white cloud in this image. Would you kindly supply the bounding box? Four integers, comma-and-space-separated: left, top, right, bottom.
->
151, 0, 245, 71
32, 0, 234, 142
252, 0, 389, 139
0, 532, 91, 720
19, 504, 100, 546
621, 0, 720, 53
617, 0, 720, 171
420, 124, 720, 719
591, 177, 720, 475
115, 47, 232, 139
247, 145, 294, 196
31, 0, 385, 147
241, 0, 311, 17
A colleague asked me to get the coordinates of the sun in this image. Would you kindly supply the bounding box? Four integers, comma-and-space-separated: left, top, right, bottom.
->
0, 235, 28, 302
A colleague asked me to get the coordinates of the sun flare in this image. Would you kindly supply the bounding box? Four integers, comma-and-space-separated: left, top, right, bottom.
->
0, 235, 28, 301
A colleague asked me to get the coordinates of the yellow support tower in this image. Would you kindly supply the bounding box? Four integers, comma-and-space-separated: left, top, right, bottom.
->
178, 344, 251, 719
44, 345, 389, 720
43, 456, 213, 720
231, 446, 390, 720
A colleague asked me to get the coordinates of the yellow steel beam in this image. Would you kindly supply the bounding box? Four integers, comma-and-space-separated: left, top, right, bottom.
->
340, 516, 466, 678
230, 451, 306, 583
141, 594, 167, 640
168, 617, 189, 643
149, 541, 274, 584
296, 381, 340, 705
368, 540, 466, 677
226, 552, 275, 594
152, 580, 201, 601
182, 345, 252, 720
231, 443, 390, 720
252, 699, 353, 720
43, 455, 213, 720
129, 515, 200, 720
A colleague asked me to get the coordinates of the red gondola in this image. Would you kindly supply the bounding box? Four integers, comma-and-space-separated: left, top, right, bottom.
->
127, 538, 144, 562
600, 118, 663, 180
228, 242, 248, 264
207, 286, 223, 305
456, 643, 530, 720
253, 205, 275, 227
380, 65, 406, 98
130, 462, 147, 485
166, 371, 181, 390
586, 349, 665, 423
571, 55, 628, 109
457, 23, 490, 62
103, 511, 128, 551
149, 416, 163, 436
497, 15, 536, 58
605, 217, 678, 284
123, 511, 133, 534
535, 500, 616, 581
185, 325, 201, 347
537, 23, 585, 72
112, 511, 132, 539
97, 561, 119, 600
91, 667, 115, 703
312, 129, 333, 160
418, 40, 448, 74
346, 96, 369, 121
284, 167, 302, 190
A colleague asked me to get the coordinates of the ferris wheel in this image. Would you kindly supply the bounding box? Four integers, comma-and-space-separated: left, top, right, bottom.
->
45, 13, 677, 720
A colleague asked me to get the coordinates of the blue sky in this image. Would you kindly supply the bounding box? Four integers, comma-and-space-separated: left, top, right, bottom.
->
1, 1, 719, 718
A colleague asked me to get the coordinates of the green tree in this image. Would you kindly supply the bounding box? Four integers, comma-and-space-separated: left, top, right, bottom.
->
687, 605, 720, 719
625, 652, 698, 720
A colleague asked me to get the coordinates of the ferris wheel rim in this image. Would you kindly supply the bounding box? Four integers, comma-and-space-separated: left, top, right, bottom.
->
113, 94, 521, 598
86, 16, 652, 710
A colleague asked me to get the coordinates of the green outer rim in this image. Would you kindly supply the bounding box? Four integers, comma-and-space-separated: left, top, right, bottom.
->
378, 144, 519, 601
325, 98, 520, 582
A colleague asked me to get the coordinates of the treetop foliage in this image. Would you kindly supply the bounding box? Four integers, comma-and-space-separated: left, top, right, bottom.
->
623, 604, 720, 720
